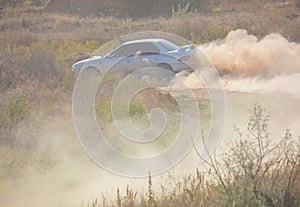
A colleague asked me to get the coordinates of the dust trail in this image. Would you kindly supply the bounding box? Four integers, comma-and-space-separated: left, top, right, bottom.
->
223, 74, 300, 99
175, 29, 300, 98
199, 29, 300, 76
0, 115, 141, 207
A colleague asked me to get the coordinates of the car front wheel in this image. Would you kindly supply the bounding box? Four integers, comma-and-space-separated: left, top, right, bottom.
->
82, 66, 101, 76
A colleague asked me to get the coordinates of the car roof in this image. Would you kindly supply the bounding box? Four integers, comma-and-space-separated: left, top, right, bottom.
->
122, 39, 166, 45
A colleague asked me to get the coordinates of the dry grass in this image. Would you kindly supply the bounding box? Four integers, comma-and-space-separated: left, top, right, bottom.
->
0, 3, 299, 43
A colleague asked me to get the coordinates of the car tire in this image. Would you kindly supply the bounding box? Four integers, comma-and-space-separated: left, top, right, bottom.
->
82, 66, 101, 76
158, 63, 174, 73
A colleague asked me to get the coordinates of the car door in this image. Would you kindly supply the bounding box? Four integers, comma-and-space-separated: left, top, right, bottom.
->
131, 43, 162, 70
103, 42, 162, 73
104, 43, 142, 73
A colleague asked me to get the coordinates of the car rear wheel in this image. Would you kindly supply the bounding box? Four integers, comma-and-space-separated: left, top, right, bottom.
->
158, 63, 174, 73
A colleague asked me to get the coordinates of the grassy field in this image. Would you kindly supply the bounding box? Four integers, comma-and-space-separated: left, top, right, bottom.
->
0, 1, 299, 206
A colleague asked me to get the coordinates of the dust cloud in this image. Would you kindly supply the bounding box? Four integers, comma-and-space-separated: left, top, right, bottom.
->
1, 115, 144, 207
176, 29, 300, 98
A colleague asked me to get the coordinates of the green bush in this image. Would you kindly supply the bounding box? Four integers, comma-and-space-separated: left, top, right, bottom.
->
96, 98, 146, 122
0, 92, 30, 147
129, 100, 146, 119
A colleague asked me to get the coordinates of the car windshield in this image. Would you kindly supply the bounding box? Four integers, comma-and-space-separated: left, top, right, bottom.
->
159, 40, 179, 51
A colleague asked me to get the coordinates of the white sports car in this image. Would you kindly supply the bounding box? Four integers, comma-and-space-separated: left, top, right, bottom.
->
72, 39, 196, 74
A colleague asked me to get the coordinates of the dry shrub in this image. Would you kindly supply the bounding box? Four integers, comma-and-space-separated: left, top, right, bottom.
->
0, 92, 30, 148
90, 105, 299, 207
199, 104, 300, 207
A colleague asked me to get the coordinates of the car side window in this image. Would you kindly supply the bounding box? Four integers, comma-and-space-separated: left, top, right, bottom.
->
159, 41, 179, 51
109, 45, 138, 58
109, 42, 160, 58
137, 43, 160, 55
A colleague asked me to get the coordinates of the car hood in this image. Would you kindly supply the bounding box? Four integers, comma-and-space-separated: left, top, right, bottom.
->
72, 55, 103, 71
76, 55, 102, 64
